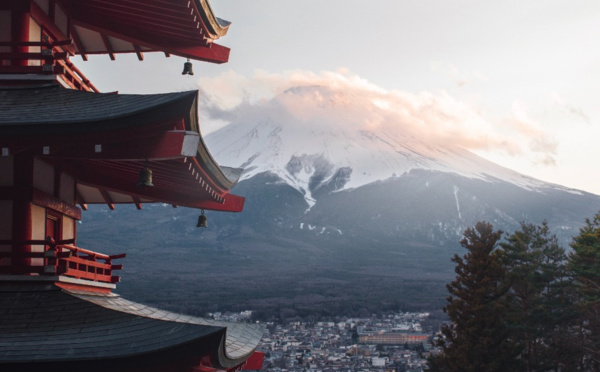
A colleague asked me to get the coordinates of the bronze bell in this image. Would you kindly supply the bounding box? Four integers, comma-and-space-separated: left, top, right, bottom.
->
197, 210, 207, 228
182, 59, 194, 76
136, 167, 154, 187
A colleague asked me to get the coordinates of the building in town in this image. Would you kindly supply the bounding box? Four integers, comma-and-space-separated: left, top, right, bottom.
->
358, 330, 428, 346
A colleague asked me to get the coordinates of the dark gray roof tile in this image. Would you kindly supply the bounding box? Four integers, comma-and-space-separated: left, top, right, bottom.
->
0, 285, 263, 365
0, 84, 196, 127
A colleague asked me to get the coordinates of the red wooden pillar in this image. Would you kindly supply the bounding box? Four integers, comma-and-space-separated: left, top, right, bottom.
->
12, 154, 34, 268
11, 0, 31, 67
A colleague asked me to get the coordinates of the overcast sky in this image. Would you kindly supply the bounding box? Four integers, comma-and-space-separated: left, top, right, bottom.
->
78, 1, 600, 195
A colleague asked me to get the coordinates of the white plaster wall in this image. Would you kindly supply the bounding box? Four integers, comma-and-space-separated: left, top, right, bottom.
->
33, 158, 54, 195
31, 205, 45, 261
33, 0, 50, 14
0, 156, 13, 186
0, 201, 12, 253
0, 11, 10, 56
60, 173, 75, 204
28, 17, 41, 65
54, 3, 68, 36
62, 216, 74, 240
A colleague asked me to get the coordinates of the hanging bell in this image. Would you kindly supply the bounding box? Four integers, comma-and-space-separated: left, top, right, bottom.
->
136, 166, 154, 187
197, 210, 207, 228
182, 58, 194, 76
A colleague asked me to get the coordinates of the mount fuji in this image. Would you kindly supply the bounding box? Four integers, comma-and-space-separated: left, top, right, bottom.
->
209, 86, 549, 202
79, 85, 600, 317
205, 85, 596, 243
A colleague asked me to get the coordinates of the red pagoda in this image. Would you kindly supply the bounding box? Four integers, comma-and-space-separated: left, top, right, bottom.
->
0, 1, 264, 371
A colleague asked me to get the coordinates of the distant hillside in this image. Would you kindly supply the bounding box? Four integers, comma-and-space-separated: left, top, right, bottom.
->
77, 168, 600, 319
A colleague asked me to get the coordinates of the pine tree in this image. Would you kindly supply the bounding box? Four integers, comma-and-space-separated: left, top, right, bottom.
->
429, 222, 515, 372
569, 213, 600, 368
501, 221, 574, 371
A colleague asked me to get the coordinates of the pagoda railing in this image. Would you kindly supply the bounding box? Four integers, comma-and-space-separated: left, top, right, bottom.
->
0, 238, 124, 284
0, 40, 99, 92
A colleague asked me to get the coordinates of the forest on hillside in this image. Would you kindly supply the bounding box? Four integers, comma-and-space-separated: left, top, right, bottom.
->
429, 213, 600, 371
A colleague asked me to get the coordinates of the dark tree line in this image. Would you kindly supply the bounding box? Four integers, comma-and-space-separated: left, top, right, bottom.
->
429, 213, 600, 372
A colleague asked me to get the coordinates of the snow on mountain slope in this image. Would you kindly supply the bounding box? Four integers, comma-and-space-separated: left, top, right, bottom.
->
204, 85, 557, 208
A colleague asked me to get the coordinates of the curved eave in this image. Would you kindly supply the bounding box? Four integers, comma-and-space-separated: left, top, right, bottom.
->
70, 290, 264, 368
195, 0, 231, 39
0, 286, 264, 369
74, 173, 245, 213
53, 0, 231, 63
0, 86, 244, 212
0, 85, 199, 128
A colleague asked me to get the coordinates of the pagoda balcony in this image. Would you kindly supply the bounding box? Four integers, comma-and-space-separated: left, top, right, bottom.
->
0, 40, 98, 92
0, 238, 124, 286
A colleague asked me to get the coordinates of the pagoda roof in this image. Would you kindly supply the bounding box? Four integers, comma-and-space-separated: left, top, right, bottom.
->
0, 284, 263, 369
0, 84, 199, 128
0, 84, 244, 212
40, 0, 231, 63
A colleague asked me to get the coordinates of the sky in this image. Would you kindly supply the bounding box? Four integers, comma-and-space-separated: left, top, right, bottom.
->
77, 0, 600, 195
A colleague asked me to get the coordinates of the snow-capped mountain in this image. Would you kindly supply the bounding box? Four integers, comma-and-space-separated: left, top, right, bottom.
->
206, 85, 570, 210
201, 85, 600, 248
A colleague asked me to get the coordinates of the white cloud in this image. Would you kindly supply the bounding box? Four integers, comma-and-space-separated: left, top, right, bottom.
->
198, 69, 558, 166
549, 92, 591, 124
429, 61, 489, 87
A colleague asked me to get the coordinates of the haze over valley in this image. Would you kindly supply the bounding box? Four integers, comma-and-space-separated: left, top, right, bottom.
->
78, 82, 600, 319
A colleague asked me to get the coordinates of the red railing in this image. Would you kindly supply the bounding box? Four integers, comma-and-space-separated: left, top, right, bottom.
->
0, 39, 99, 92
0, 238, 124, 284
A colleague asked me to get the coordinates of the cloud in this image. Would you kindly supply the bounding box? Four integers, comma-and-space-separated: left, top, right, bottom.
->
429, 62, 489, 87
549, 92, 591, 124
197, 69, 558, 166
